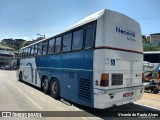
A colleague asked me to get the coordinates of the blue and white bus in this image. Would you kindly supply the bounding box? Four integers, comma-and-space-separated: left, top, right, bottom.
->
144, 51, 160, 80
17, 9, 144, 109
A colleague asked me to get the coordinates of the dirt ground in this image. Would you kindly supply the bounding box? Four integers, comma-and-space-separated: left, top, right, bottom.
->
135, 91, 160, 109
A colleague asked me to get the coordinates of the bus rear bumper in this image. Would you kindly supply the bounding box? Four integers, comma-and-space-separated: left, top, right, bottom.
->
93, 85, 144, 109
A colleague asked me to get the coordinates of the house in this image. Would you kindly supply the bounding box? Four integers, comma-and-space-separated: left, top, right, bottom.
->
0, 45, 15, 66
150, 33, 160, 43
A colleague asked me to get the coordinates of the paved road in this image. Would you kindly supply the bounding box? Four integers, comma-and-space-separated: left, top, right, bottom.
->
135, 91, 160, 109
0, 70, 159, 120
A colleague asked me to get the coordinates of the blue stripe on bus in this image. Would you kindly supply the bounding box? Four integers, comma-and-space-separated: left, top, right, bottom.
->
35, 50, 94, 107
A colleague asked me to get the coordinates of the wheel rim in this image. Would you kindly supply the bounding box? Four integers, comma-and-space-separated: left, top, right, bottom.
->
51, 82, 57, 94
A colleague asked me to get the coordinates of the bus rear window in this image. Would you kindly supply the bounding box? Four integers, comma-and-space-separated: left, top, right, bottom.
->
85, 23, 95, 48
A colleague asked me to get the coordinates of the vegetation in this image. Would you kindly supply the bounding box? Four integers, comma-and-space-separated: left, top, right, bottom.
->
144, 45, 160, 51
0, 37, 44, 50
142, 35, 160, 52
142, 35, 150, 44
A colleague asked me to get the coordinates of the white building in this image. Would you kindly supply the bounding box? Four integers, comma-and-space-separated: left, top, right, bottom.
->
150, 33, 160, 43
0, 45, 15, 66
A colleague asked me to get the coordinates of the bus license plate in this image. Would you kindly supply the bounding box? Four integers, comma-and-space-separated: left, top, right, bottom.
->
123, 92, 132, 97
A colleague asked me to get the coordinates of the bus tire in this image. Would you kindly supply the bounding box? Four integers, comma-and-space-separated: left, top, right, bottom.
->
50, 79, 60, 99
42, 77, 49, 94
19, 72, 22, 81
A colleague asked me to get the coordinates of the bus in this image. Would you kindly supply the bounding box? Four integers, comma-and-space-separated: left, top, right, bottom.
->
16, 9, 144, 109
144, 51, 160, 81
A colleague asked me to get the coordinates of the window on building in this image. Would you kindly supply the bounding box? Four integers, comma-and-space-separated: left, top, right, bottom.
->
55, 37, 61, 53
48, 39, 55, 54
42, 41, 48, 55
62, 33, 72, 52
72, 29, 83, 50
85, 23, 95, 48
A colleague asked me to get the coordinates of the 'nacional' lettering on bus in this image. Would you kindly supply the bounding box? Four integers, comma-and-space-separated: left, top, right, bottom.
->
116, 27, 135, 38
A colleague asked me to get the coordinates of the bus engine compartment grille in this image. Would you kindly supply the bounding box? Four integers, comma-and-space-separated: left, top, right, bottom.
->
111, 74, 123, 86
78, 78, 91, 102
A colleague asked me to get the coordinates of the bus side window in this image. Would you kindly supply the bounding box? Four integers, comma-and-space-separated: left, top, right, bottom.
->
19, 51, 22, 59
37, 43, 42, 56
72, 29, 83, 50
25, 48, 28, 58
27, 47, 31, 58
48, 39, 55, 54
21, 50, 24, 59
31, 45, 35, 57
55, 37, 61, 53
62, 33, 72, 52
24, 48, 27, 58
85, 23, 95, 49
20, 51, 22, 59
34, 44, 38, 56
30, 47, 32, 57
42, 41, 48, 55
23, 49, 25, 58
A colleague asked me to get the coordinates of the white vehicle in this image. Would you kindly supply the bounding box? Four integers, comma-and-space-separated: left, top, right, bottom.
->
17, 9, 144, 109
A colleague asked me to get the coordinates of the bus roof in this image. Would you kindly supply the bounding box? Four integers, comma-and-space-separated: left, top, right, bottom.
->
144, 51, 160, 54
20, 9, 135, 50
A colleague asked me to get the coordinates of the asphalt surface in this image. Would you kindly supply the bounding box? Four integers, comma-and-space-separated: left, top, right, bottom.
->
135, 91, 160, 109
0, 70, 159, 120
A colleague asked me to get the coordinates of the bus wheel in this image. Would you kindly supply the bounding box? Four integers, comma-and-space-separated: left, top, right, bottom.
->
42, 77, 49, 94
50, 79, 60, 99
19, 72, 22, 81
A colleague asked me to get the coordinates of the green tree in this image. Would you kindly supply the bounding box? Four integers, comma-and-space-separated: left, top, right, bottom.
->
144, 46, 156, 51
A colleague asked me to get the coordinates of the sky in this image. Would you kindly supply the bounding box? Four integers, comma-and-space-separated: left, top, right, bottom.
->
0, 0, 160, 41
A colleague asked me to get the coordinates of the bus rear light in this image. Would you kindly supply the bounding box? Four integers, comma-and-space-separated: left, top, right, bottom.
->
100, 73, 109, 87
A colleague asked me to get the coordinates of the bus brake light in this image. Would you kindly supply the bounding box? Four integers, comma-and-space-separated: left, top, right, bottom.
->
100, 73, 109, 87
